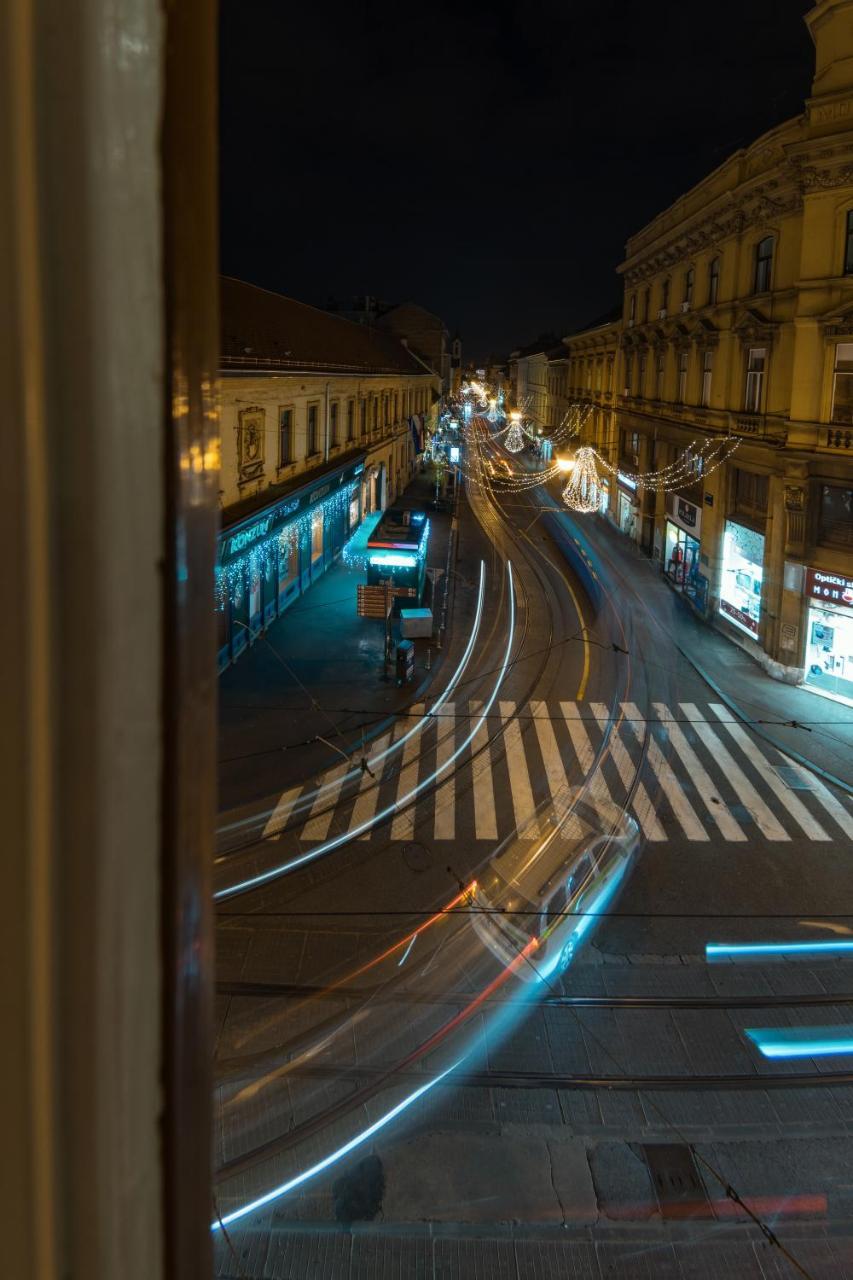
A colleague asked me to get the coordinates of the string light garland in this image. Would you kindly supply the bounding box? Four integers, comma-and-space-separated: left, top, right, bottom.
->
504, 421, 525, 452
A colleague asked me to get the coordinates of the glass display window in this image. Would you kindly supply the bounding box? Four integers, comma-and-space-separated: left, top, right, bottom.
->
664, 520, 700, 588
311, 508, 324, 564
805, 601, 853, 704
719, 519, 764, 636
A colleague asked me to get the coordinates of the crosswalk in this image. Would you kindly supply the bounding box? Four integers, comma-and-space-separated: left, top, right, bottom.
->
262, 701, 853, 848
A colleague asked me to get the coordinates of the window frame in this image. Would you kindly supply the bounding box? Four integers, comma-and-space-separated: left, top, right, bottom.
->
744, 347, 767, 414
754, 236, 774, 294
684, 267, 694, 306
831, 342, 853, 425
677, 349, 688, 403
346, 398, 355, 441
845, 210, 853, 276
708, 256, 720, 305
278, 405, 294, 467
701, 349, 713, 407
306, 402, 320, 457
329, 399, 339, 447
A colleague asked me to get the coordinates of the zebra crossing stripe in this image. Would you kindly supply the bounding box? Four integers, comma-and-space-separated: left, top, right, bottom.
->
788, 761, 853, 838
622, 702, 709, 841
262, 784, 305, 840
559, 701, 596, 775
653, 702, 747, 841
352, 732, 392, 839
500, 701, 539, 836
301, 759, 350, 841
433, 702, 456, 840
530, 701, 570, 800
390, 706, 425, 840
707, 704, 830, 842
469, 700, 498, 841
590, 704, 666, 842
678, 704, 789, 840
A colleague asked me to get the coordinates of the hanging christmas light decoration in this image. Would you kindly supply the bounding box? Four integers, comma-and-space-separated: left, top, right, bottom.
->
561, 447, 601, 513
504, 421, 525, 452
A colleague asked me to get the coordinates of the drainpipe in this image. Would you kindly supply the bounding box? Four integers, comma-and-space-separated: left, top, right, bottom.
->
324, 379, 330, 462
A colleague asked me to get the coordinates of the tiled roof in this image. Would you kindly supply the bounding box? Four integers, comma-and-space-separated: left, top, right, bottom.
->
220, 277, 428, 376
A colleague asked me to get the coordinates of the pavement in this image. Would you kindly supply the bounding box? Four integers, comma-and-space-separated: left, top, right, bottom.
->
549, 495, 853, 795
218, 467, 469, 814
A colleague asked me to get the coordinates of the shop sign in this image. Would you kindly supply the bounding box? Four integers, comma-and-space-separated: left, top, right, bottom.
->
220, 455, 366, 564
666, 493, 701, 536
806, 568, 853, 607
617, 471, 637, 492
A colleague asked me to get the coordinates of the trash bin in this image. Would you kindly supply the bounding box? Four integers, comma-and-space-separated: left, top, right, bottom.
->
395, 639, 415, 687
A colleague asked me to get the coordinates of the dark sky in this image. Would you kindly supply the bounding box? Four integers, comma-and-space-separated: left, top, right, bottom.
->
220, 0, 815, 361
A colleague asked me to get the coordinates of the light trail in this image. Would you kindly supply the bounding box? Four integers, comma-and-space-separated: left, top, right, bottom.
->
707, 940, 853, 960
746, 1026, 853, 1059
215, 563, 517, 901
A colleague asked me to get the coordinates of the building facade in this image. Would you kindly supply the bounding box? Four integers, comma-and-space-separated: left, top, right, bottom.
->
217, 277, 440, 670
565, 0, 853, 698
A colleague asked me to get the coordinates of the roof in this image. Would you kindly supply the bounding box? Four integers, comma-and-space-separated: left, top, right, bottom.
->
220, 277, 429, 376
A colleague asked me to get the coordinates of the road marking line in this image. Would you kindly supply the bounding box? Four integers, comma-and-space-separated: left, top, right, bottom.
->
391, 706, 425, 840
351, 732, 392, 839
500, 700, 539, 836
469, 700, 498, 841
530, 700, 569, 800
590, 704, 666, 841
433, 703, 456, 839
653, 702, 746, 841
679, 704, 789, 841
262, 784, 305, 840
301, 760, 350, 841
622, 702, 708, 841
787, 762, 853, 839
707, 704, 830, 841
559, 700, 595, 774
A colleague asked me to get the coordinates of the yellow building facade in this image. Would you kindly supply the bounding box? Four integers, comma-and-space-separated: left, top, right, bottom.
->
566, 0, 853, 696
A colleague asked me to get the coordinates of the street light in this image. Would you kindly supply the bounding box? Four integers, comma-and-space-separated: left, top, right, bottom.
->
556, 455, 574, 472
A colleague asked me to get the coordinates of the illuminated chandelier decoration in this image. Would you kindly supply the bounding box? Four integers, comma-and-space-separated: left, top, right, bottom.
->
561, 447, 600, 513
504, 422, 525, 452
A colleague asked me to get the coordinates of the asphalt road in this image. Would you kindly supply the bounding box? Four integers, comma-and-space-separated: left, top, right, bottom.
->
211, 419, 853, 1278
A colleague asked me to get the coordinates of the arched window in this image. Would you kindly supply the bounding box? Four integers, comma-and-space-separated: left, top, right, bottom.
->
754, 237, 774, 293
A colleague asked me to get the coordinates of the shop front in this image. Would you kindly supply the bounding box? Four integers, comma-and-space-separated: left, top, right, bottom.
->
616, 473, 639, 538
598, 476, 610, 518
718, 518, 765, 639
663, 493, 707, 610
216, 454, 365, 671
804, 567, 853, 703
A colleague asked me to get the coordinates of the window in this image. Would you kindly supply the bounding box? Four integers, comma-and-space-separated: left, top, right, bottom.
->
708, 256, 720, 304
684, 267, 694, 306
677, 350, 688, 402
278, 407, 293, 465
628, 293, 636, 324
701, 350, 713, 407
306, 403, 319, 456
372, 397, 378, 429
846, 211, 853, 275
360, 397, 367, 435
624, 352, 633, 394
744, 347, 766, 412
310, 508, 324, 564
329, 400, 339, 446
346, 398, 355, 440
831, 343, 853, 424
660, 278, 670, 314
622, 429, 640, 456
818, 484, 853, 548
655, 350, 665, 399
607, 356, 614, 390
754, 236, 774, 293
393, 392, 398, 422
733, 467, 769, 517
642, 288, 650, 323
638, 352, 647, 398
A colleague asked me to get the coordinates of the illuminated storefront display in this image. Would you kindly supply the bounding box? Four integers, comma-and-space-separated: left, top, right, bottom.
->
804, 568, 853, 703
616, 473, 638, 537
663, 494, 707, 610
216, 455, 365, 669
719, 519, 764, 637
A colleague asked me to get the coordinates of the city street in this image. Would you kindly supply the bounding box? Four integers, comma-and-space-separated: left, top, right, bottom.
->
212, 418, 853, 1279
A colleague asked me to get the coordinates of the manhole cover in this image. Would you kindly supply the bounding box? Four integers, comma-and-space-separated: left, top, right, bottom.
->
642, 1144, 710, 1218
401, 841, 432, 872
774, 765, 813, 790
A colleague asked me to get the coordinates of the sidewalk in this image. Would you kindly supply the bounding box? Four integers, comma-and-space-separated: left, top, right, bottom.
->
562, 505, 853, 792
217, 468, 471, 814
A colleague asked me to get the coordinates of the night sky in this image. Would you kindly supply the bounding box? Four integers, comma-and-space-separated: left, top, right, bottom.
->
220, 1, 815, 362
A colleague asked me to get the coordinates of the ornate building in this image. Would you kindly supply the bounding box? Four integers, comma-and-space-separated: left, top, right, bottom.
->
566, 0, 853, 698
217, 277, 440, 669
